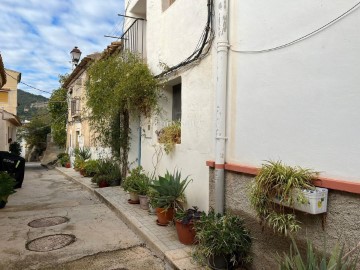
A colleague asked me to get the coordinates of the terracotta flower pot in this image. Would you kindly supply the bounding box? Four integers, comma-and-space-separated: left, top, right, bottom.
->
138, 195, 149, 210
175, 220, 196, 245
65, 162, 71, 168
156, 207, 174, 226
98, 180, 109, 188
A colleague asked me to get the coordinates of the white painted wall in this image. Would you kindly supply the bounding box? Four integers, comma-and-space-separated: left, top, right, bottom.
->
127, 0, 215, 211
228, 1, 360, 181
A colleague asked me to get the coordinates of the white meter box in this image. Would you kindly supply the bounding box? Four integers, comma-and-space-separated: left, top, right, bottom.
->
273, 187, 328, 214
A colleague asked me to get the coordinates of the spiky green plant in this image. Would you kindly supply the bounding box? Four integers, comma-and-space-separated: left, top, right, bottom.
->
149, 170, 192, 209
249, 160, 318, 235
277, 237, 359, 269
74, 147, 91, 161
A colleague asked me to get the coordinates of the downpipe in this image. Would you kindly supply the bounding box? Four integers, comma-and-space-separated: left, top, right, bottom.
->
214, 0, 229, 214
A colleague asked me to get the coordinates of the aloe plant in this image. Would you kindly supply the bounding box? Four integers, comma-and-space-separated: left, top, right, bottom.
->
150, 170, 192, 209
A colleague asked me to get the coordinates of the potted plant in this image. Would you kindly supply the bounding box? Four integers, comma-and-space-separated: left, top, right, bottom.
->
194, 210, 252, 270
175, 206, 203, 245
122, 166, 149, 204
91, 159, 122, 187
91, 174, 111, 188
249, 160, 318, 235
57, 153, 70, 167
157, 121, 181, 154
150, 170, 192, 226
83, 160, 99, 177
137, 175, 151, 210
0, 172, 16, 208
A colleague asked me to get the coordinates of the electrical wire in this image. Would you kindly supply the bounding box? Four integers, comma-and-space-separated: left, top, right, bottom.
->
5, 71, 53, 95
230, 1, 360, 54
155, 0, 214, 78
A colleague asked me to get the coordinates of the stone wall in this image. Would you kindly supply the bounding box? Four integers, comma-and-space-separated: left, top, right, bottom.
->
209, 168, 360, 269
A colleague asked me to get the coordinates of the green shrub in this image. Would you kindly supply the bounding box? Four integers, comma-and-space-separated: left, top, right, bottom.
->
194, 210, 252, 267
83, 160, 99, 177
122, 166, 150, 195
58, 153, 70, 167
92, 159, 121, 186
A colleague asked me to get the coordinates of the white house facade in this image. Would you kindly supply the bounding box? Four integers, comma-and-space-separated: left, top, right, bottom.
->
125, 0, 215, 211
123, 0, 360, 268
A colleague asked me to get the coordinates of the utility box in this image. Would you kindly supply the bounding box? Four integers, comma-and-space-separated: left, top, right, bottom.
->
274, 187, 328, 214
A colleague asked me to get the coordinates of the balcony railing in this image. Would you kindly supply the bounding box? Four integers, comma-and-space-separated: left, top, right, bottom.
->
121, 19, 146, 59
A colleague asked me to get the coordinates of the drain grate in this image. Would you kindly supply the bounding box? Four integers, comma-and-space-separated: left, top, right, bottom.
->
28, 216, 69, 228
26, 234, 76, 252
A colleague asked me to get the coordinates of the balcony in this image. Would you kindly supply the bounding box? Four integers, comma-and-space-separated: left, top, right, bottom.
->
121, 18, 146, 59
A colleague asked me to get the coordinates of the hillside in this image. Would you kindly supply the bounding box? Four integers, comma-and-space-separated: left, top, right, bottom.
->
17, 89, 49, 121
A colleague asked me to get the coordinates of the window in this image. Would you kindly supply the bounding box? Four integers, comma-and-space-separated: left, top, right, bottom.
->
71, 98, 80, 116
172, 83, 181, 121
0, 91, 8, 103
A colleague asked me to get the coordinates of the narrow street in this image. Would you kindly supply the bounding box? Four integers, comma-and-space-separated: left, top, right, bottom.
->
0, 163, 165, 270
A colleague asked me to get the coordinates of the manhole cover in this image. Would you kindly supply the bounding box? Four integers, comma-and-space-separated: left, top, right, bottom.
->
26, 234, 76, 252
28, 216, 69, 228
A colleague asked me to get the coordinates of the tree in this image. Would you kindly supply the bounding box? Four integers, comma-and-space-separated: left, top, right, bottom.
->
20, 109, 51, 152
48, 85, 67, 148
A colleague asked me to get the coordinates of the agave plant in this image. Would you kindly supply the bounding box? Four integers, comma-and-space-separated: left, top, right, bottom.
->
74, 147, 91, 161
150, 170, 192, 209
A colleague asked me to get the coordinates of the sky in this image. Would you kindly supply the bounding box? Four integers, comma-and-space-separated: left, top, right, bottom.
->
0, 0, 125, 98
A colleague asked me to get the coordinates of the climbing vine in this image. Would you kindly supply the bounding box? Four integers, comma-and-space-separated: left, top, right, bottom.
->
86, 51, 161, 177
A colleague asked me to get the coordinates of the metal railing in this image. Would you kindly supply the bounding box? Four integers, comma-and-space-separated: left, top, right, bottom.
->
121, 19, 146, 59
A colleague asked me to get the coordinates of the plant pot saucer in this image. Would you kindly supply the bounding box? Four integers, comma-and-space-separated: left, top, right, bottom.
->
128, 199, 140, 204
156, 219, 169, 226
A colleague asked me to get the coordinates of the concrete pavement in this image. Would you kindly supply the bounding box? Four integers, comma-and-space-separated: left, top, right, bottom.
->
56, 166, 204, 270
0, 163, 165, 270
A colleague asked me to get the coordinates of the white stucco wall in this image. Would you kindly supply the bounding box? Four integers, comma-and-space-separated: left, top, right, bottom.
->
228, 1, 360, 181
127, 0, 215, 211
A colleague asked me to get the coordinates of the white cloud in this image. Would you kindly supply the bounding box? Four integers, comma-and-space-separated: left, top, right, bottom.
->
0, 0, 124, 97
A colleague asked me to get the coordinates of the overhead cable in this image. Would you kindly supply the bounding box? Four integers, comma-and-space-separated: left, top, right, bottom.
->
231, 1, 360, 54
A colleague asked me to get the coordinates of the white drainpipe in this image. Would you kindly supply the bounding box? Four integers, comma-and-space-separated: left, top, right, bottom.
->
214, 0, 229, 214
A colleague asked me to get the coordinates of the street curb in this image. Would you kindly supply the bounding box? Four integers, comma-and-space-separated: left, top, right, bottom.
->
56, 168, 180, 270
